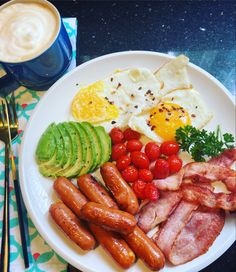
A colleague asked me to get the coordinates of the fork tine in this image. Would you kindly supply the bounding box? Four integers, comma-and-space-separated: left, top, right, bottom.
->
10, 93, 18, 127
0, 102, 3, 127
1, 101, 7, 127
5, 99, 13, 127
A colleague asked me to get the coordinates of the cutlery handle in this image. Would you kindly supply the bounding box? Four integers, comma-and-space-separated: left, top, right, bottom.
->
0, 143, 10, 272
13, 179, 30, 268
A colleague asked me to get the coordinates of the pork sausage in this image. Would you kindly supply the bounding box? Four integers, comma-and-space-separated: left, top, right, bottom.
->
124, 226, 165, 271
100, 162, 139, 214
49, 202, 96, 250
54, 177, 87, 216
53, 176, 136, 269
81, 202, 137, 234
89, 224, 136, 269
77, 174, 118, 209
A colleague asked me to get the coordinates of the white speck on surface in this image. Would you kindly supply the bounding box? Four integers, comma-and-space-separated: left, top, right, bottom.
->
199, 27, 206, 31
148, 7, 152, 12
210, 12, 212, 16
221, 11, 224, 15
92, 35, 95, 39
168, 51, 176, 56
162, 24, 165, 27
134, 13, 138, 17
135, 4, 139, 8
179, 18, 185, 21
184, 10, 187, 14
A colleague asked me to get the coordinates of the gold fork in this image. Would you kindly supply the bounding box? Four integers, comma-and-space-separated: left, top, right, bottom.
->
0, 98, 10, 272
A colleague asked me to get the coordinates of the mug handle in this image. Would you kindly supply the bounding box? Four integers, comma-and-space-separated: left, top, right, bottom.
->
0, 66, 20, 96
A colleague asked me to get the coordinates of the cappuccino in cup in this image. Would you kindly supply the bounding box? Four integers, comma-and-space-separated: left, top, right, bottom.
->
0, 0, 59, 63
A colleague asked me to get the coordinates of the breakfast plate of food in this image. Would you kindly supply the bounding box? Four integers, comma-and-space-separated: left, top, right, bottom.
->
19, 51, 236, 272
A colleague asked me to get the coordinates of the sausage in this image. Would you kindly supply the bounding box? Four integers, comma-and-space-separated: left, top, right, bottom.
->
89, 224, 136, 269
81, 202, 137, 235
77, 174, 118, 209
83, 169, 165, 270
49, 202, 96, 250
54, 177, 87, 216
53, 176, 135, 269
100, 162, 139, 214
124, 226, 165, 271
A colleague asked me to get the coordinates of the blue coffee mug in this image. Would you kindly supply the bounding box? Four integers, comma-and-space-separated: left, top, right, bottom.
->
0, 0, 72, 93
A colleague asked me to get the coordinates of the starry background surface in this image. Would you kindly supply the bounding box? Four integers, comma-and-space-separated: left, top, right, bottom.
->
49, 0, 235, 95
0, 0, 235, 272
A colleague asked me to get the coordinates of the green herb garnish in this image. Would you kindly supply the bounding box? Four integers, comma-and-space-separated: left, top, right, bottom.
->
175, 125, 235, 162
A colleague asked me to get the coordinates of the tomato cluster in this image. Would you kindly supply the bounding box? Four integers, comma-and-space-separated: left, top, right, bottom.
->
109, 128, 182, 201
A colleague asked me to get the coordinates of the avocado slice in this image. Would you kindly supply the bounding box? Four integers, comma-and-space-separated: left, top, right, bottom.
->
56, 122, 78, 176
57, 122, 86, 178
50, 125, 64, 167
80, 122, 101, 172
35, 123, 56, 163
94, 126, 111, 165
76, 123, 94, 176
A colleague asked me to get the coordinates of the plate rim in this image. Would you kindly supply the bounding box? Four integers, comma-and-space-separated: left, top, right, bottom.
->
19, 50, 236, 272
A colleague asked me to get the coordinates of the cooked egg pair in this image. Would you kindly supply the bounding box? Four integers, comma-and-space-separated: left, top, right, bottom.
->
71, 56, 212, 142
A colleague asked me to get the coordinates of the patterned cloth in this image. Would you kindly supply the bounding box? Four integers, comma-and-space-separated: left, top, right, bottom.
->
0, 18, 77, 272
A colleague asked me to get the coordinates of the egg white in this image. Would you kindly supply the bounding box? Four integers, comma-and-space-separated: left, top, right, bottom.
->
95, 68, 162, 132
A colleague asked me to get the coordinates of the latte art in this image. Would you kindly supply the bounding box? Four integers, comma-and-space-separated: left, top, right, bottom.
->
0, 2, 59, 62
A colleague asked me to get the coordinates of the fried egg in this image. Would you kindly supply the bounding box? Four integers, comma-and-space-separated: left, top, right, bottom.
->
128, 88, 213, 142
71, 68, 162, 132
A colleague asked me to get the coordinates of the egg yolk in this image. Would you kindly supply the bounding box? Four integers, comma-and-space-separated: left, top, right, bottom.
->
150, 102, 191, 141
71, 81, 119, 123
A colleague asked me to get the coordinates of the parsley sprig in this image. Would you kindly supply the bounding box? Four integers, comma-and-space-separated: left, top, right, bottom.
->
175, 125, 235, 162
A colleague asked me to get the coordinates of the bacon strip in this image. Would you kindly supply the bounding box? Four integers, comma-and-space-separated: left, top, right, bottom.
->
153, 201, 198, 259
152, 169, 184, 191
169, 207, 225, 265
137, 191, 182, 233
153, 162, 236, 192
181, 184, 236, 211
184, 162, 236, 193
209, 148, 236, 168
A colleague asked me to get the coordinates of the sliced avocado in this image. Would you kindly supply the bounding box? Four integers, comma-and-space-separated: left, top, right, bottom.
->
57, 122, 86, 178
76, 123, 94, 176
38, 122, 73, 177
35, 123, 56, 163
94, 126, 111, 165
80, 122, 100, 172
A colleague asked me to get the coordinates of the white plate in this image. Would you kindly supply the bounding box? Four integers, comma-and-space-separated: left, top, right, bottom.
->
19, 51, 236, 272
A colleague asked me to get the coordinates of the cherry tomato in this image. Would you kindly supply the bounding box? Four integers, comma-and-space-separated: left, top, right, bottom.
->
138, 169, 153, 183
111, 143, 127, 160
123, 128, 141, 141
144, 183, 159, 201
131, 151, 150, 169
145, 142, 161, 161
160, 141, 180, 156
153, 159, 170, 179
126, 139, 143, 152
168, 155, 183, 174
116, 155, 131, 171
109, 128, 124, 144
132, 179, 146, 199
121, 165, 138, 183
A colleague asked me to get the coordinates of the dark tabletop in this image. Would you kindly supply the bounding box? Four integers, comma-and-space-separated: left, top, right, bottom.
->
0, 0, 235, 271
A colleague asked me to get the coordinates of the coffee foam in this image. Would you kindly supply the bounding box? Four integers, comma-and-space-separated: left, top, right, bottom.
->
0, 2, 59, 63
